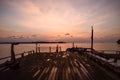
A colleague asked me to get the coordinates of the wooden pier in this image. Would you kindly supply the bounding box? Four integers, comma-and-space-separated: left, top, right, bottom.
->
0, 51, 120, 80
0, 27, 120, 80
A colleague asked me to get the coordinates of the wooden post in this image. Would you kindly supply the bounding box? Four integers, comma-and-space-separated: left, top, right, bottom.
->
56, 45, 58, 53
36, 43, 38, 53
59, 46, 61, 52
76, 45, 77, 48
49, 46, 51, 53
38, 47, 40, 53
11, 43, 16, 63
33, 50, 35, 54
72, 42, 74, 48
114, 51, 118, 63
91, 26, 94, 50
39, 44, 40, 53
21, 53, 24, 58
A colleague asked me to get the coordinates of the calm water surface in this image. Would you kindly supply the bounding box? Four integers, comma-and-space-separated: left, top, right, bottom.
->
0, 43, 120, 63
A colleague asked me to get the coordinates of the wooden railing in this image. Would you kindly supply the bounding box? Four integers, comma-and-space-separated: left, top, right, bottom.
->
89, 49, 120, 63
0, 50, 35, 61
96, 50, 120, 54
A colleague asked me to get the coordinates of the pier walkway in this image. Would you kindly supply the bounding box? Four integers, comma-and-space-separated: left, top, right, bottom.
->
0, 51, 119, 80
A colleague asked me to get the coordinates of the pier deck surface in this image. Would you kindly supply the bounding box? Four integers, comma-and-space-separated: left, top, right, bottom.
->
0, 52, 119, 80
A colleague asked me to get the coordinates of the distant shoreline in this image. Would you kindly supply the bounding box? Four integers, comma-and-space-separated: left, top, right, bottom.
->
0, 42, 118, 44
0, 41, 67, 44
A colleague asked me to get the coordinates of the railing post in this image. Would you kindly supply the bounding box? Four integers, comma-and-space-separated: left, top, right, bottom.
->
91, 26, 94, 50
28, 51, 30, 55
59, 46, 61, 52
11, 43, 16, 63
36, 43, 38, 53
38, 47, 40, 53
56, 45, 58, 53
72, 42, 74, 48
49, 46, 51, 53
114, 51, 118, 63
33, 50, 35, 54
76, 45, 77, 48
21, 53, 24, 58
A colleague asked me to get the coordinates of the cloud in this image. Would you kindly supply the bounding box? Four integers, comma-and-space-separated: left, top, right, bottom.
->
0, 0, 120, 42
65, 33, 70, 36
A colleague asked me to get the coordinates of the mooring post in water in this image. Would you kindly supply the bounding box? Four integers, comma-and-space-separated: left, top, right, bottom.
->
91, 26, 94, 53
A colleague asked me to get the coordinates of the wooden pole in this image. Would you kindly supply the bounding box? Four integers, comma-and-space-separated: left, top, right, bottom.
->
36, 43, 38, 53
56, 45, 58, 53
33, 50, 35, 54
21, 53, 24, 58
38, 47, 40, 53
72, 42, 74, 48
76, 45, 77, 48
114, 51, 118, 63
59, 46, 61, 52
91, 26, 94, 50
11, 43, 16, 63
49, 46, 51, 53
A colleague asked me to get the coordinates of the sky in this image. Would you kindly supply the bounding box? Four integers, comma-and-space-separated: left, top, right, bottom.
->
0, 0, 120, 43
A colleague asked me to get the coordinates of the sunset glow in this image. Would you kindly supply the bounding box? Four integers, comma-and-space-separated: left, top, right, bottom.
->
0, 0, 120, 42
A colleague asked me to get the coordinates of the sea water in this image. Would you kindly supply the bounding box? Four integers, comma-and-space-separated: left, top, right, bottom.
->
0, 42, 119, 63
